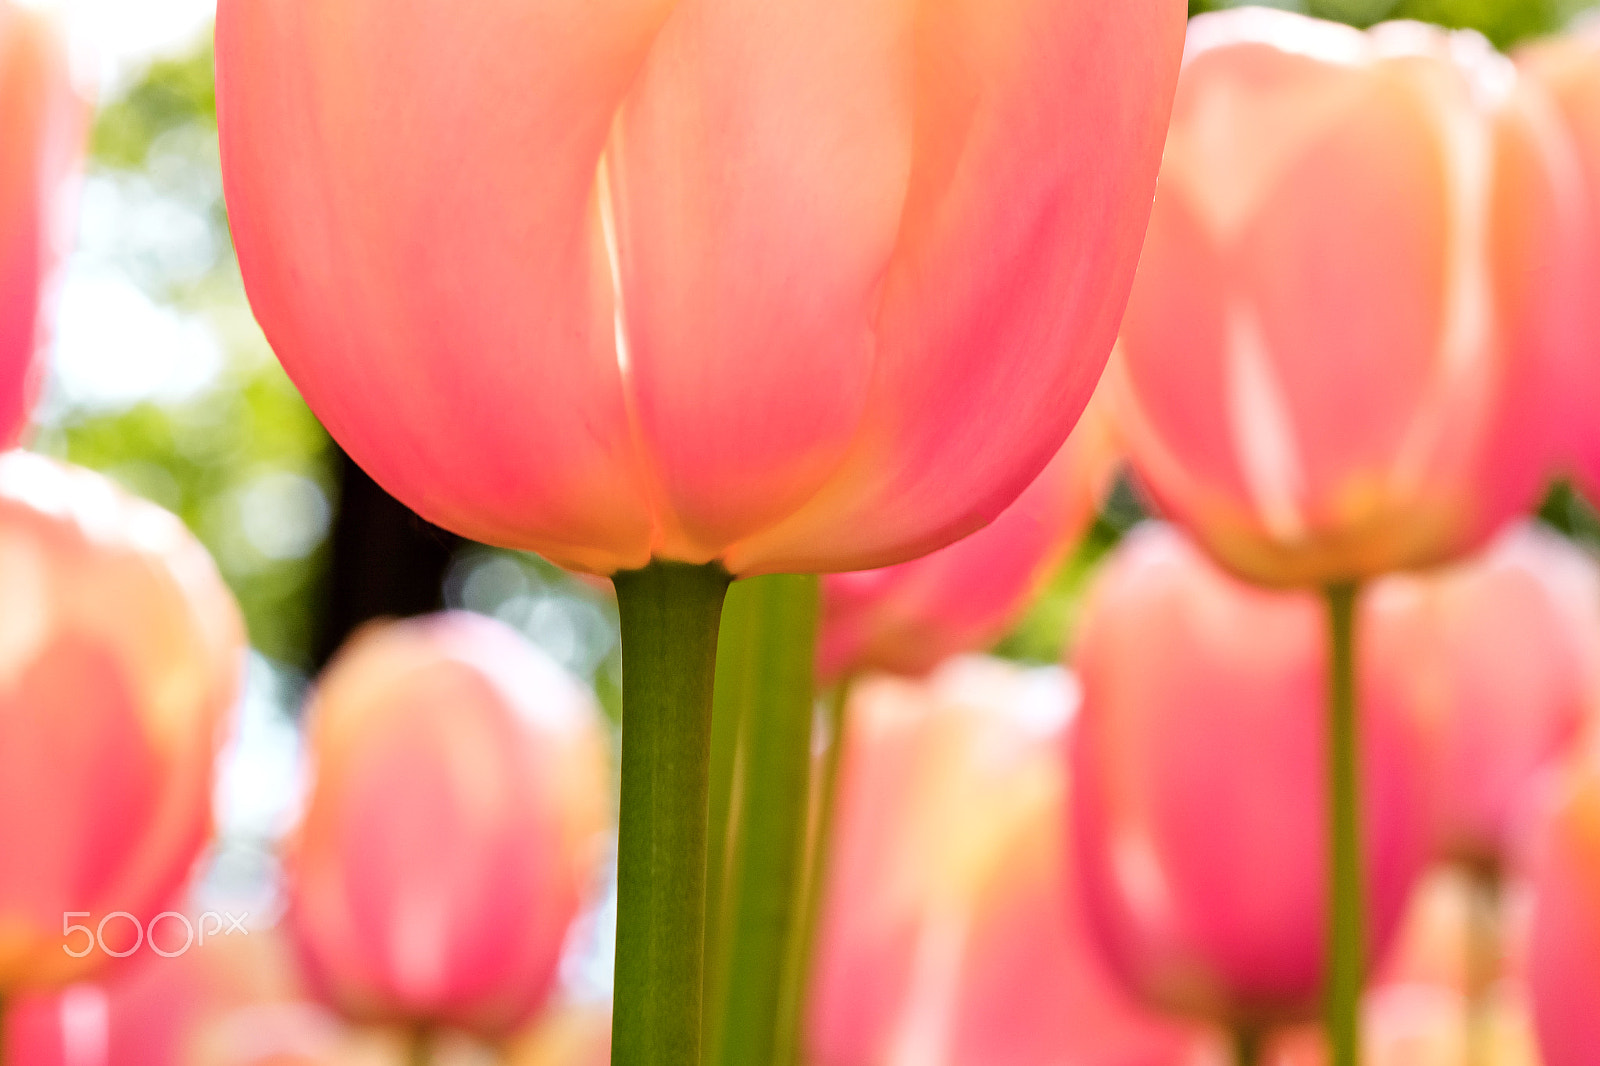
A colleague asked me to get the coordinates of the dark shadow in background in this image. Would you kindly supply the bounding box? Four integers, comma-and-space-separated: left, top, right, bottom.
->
312, 445, 463, 669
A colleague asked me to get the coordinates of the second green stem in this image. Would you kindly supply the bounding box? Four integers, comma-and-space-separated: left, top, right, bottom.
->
776, 677, 852, 1066
704, 575, 820, 1066
1325, 581, 1362, 1066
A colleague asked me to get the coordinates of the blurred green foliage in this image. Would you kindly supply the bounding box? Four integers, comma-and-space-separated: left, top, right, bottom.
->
1188, 0, 1597, 48
45, 369, 333, 668
1539, 481, 1600, 552
32, 39, 335, 670
995, 476, 1148, 665
91, 44, 217, 172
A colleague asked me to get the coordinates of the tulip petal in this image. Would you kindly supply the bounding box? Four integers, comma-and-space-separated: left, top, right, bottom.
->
1112, 190, 1250, 533
0, 8, 76, 448
817, 419, 1104, 681
728, 0, 1186, 574
0, 638, 153, 930
605, 0, 915, 559
217, 0, 671, 573
1238, 74, 1449, 528
1520, 31, 1600, 501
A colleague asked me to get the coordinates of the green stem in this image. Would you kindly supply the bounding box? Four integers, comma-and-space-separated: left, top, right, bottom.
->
702, 587, 754, 1043
407, 1027, 433, 1066
707, 575, 820, 1066
1233, 1026, 1263, 1066
612, 561, 734, 1066
1325, 581, 1362, 1066
1463, 863, 1503, 1066
776, 676, 854, 1066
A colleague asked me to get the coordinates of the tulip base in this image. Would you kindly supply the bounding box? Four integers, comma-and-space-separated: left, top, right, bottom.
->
612, 561, 734, 1066
1464, 862, 1503, 1066
1233, 1026, 1263, 1066
1325, 582, 1362, 1066
407, 1027, 433, 1066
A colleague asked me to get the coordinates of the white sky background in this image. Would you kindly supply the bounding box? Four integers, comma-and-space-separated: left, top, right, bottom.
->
16, 0, 216, 92
26, 0, 228, 416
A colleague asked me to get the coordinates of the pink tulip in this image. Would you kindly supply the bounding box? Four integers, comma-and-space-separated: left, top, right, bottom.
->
506, 1006, 612, 1066
807, 657, 1209, 1066
214, 0, 1187, 577
0, 2, 82, 447
287, 612, 609, 1038
1069, 524, 1434, 1029
1373, 869, 1483, 996
1259, 867, 1543, 1066
1109, 9, 1578, 588
1517, 26, 1600, 502
5, 925, 345, 1066
818, 402, 1117, 682
8, 958, 211, 1066
1270, 984, 1540, 1066
1525, 750, 1600, 1066
1200, 866, 1543, 1065
1366, 522, 1600, 868
1371, 869, 1542, 1065
0, 451, 244, 994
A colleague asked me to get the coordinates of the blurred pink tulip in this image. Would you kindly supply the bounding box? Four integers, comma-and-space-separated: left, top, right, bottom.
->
0, 451, 244, 994
807, 657, 1209, 1066
214, 0, 1186, 577
0, 2, 82, 446
1264, 867, 1543, 1066
1069, 524, 1434, 1030
818, 403, 1117, 682
6, 925, 350, 1066
1366, 522, 1600, 868
287, 613, 609, 1038
1110, 9, 1577, 588
505, 1005, 611, 1066
1374, 868, 1484, 997
1270, 983, 1539, 1066
1518, 26, 1600, 502
1526, 751, 1600, 1066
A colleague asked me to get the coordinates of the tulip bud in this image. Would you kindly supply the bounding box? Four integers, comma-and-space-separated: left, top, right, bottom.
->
0, 451, 244, 994
818, 403, 1117, 683
286, 613, 609, 1038
1366, 522, 1600, 869
807, 657, 1207, 1066
1517, 25, 1600, 503
1069, 524, 1434, 1030
214, 0, 1187, 577
1525, 751, 1600, 1066
0, 1, 82, 446
1110, 9, 1578, 588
